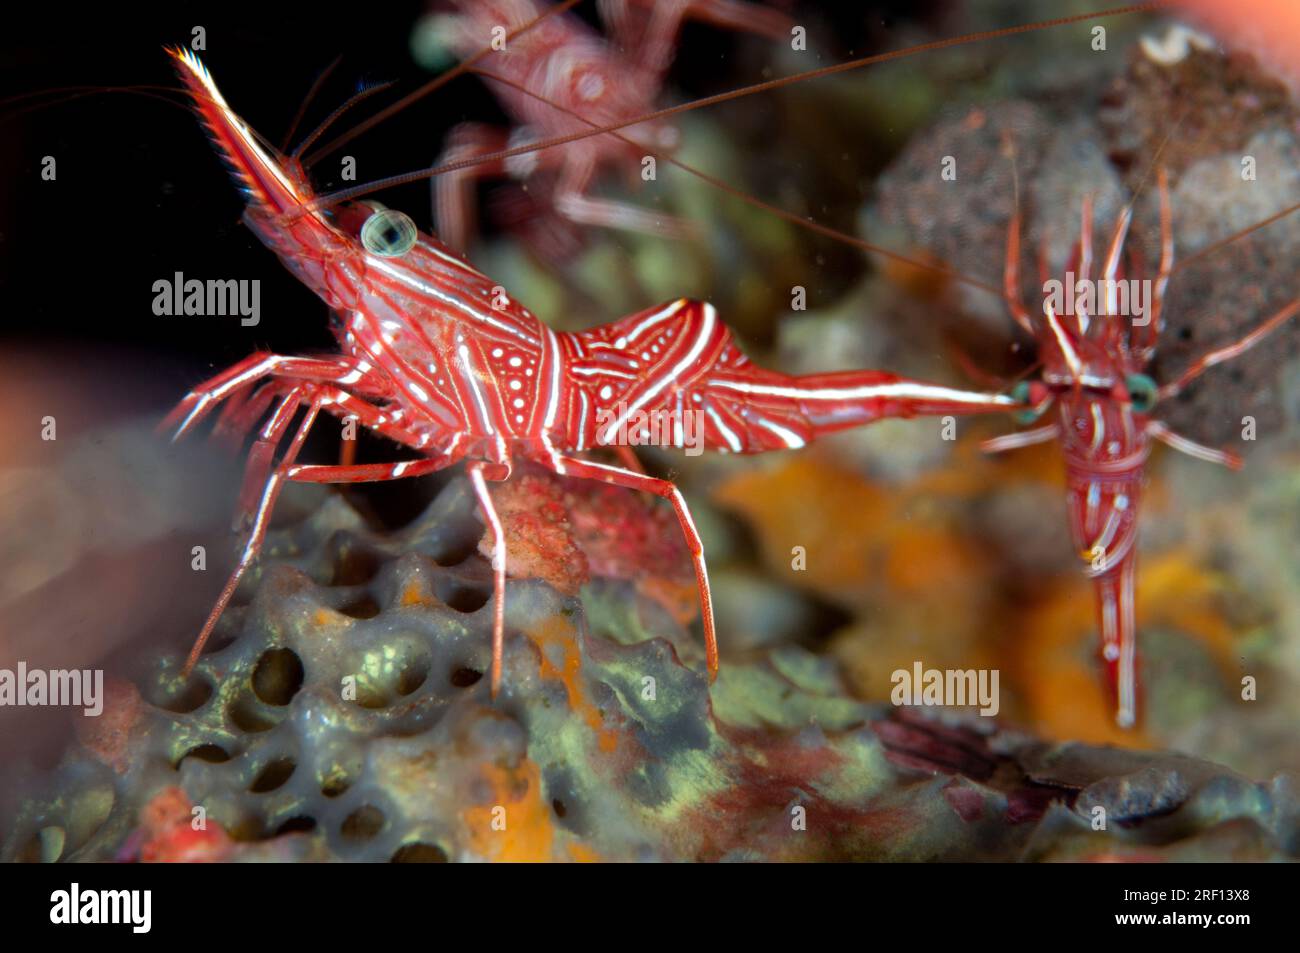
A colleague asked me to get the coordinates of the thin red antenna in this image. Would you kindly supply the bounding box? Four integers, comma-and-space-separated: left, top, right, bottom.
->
279, 55, 342, 153
0, 85, 191, 123
1171, 199, 1300, 276
301, 0, 586, 166
292, 80, 396, 160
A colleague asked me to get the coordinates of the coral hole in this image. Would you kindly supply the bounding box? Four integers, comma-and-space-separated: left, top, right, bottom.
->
251, 648, 305, 706
435, 578, 490, 613
249, 757, 297, 793
176, 744, 231, 768
340, 805, 386, 840
449, 666, 483, 688
391, 843, 449, 862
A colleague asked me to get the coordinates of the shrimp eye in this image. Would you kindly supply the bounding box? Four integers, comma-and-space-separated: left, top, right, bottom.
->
1125, 373, 1158, 413
1011, 380, 1048, 425
361, 208, 417, 257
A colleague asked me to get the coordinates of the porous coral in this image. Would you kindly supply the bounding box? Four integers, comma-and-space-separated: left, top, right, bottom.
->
2, 476, 1297, 862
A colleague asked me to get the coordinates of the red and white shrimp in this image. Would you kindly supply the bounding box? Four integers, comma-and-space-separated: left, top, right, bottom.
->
987, 173, 1299, 727
163, 48, 1021, 697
